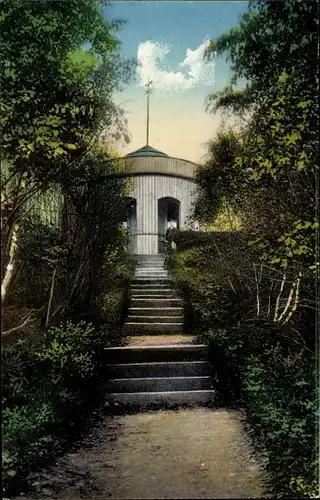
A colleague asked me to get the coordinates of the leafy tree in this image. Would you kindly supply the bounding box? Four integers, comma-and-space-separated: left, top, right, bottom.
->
1, 0, 132, 177
194, 130, 243, 224
195, 2, 319, 494
205, 0, 318, 114
1, 0, 134, 302
201, 0, 318, 270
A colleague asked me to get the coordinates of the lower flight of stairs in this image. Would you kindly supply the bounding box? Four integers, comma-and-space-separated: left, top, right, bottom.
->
103, 255, 216, 409
104, 343, 215, 409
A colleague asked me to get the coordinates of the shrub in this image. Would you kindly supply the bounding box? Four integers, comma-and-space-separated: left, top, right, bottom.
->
102, 291, 124, 324
2, 320, 104, 496
35, 321, 99, 382
169, 244, 318, 498
243, 351, 317, 497
2, 402, 57, 482
167, 229, 243, 252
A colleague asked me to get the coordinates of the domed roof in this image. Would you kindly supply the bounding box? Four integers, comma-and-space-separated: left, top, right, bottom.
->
126, 145, 169, 158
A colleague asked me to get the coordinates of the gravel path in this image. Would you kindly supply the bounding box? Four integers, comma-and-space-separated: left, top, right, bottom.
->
14, 408, 268, 500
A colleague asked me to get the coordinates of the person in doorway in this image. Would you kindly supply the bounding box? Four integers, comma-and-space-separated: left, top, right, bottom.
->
166, 219, 178, 252
167, 219, 177, 230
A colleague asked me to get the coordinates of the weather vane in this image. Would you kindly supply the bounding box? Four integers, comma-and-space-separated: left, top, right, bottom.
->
145, 77, 153, 146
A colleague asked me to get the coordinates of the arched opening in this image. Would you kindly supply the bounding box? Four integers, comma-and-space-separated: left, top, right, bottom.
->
158, 197, 180, 253
120, 197, 137, 253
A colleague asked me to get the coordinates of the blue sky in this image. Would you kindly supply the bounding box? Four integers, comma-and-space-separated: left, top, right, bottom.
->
105, 1, 249, 162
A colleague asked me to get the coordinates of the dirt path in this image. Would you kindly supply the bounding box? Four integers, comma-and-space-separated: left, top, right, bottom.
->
15, 408, 268, 500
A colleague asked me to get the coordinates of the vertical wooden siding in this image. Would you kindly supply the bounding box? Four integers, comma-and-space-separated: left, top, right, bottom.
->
129, 175, 197, 254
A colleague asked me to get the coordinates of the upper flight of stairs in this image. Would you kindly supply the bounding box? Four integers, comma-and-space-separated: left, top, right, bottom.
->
103, 255, 216, 410
123, 255, 184, 335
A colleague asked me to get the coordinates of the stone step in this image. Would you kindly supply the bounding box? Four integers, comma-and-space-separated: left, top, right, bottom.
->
135, 264, 166, 268
135, 268, 167, 271
127, 315, 183, 324
136, 255, 165, 261
135, 268, 166, 273
105, 360, 213, 378
126, 335, 197, 345
128, 307, 183, 317
131, 288, 174, 296
105, 390, 216, 409
134, 276, 169, 280
131, 283, 173, 290
104, 345, 207, 363
132, 278, 172, 285
131, 295, 175, 300
123, 323, 183, 334
135, 263, 166, 268
131, 298, 183, 307
135, 269, 167, 273
105, 376, 214, 393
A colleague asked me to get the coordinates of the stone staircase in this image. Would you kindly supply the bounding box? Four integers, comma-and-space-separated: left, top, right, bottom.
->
123, 255, 184, 335
104, 255, 216, 409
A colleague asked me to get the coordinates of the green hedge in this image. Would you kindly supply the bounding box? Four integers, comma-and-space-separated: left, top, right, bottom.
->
167, 229, 246, 252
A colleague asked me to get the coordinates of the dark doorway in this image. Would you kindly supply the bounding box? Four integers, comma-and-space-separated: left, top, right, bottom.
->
158, 197, 180, 253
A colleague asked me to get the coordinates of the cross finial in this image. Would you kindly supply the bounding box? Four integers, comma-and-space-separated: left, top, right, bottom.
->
145, 77, 153, 146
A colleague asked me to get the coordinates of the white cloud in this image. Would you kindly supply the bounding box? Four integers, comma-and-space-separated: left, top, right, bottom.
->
137, 40, 215, 93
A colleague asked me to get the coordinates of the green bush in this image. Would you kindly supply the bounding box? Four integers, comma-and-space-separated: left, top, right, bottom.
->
243, 352, 318, 498
90, 237, 135, 333
2, 402, 57, 481
35, 321, 99, 381
2, 320, 104, 495
168, 229, 245, 252
103, 291, 124, 324
169, 245, 318, 498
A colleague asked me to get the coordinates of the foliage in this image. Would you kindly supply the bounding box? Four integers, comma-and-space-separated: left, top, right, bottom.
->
2, 229, 134, 494
51, 178, 130, 324
194, 130, 243, 224
235, 73, 318, 271
1, 3, 135, 496
196, 0, 318, 331
6, 220, 63, 308
1, 0, 134, 304
102, 291, 124, 324
205, 0, 318, 114
167, 229, 244, 253
35, 321, 99, 381
169, 243, 318, 497
3, 402, 58, 483
0, 0, 132, 176
204, 199, 242, 232
2, 321, 104, 494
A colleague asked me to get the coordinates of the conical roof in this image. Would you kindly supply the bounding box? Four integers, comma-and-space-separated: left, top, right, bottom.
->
126, 145, 169, 158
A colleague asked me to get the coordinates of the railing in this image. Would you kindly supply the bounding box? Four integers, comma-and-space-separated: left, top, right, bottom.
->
125, 231, 172, 256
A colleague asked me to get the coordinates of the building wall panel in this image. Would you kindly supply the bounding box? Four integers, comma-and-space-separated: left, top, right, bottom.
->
128, 175, 197, 254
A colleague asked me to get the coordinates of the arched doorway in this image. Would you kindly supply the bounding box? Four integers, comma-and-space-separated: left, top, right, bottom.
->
158, 197, 180, 253
121, 197, 137, 253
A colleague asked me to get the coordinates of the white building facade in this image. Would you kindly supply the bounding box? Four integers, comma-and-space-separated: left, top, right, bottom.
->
121, 145, 198, 255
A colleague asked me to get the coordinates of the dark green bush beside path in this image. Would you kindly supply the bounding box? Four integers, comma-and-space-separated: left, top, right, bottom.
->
2, 248, 135, 497
168, 246, 318, 498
